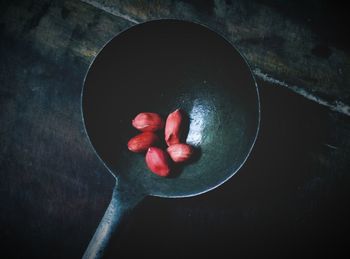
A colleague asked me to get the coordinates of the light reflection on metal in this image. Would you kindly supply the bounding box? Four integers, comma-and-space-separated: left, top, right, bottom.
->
186, 99, 212, 146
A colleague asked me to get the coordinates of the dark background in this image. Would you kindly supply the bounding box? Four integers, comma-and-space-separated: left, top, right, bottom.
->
1, 0, 350, 258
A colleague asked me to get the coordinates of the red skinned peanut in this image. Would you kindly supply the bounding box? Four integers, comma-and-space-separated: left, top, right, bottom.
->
145, 147, 171, 177
127, 132, 159, 153
165, 109, 183, 146
132, 112, 164, 132
167, 143, 194, 162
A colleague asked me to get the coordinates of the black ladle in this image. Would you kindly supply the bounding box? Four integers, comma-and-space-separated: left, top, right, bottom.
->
82, 20, 260, 258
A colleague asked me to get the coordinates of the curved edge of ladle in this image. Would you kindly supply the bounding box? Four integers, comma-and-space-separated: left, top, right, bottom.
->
82, 180, 145, 259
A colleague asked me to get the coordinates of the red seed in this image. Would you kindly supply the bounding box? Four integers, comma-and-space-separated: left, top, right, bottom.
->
145, 147, 171, 177
127, 132, 159, 153
167, 143, 194, 163
132, 112, 164, 132
165, 109, 183, 146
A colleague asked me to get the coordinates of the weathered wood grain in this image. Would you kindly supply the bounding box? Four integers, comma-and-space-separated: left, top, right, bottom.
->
1, 0, 349, 112
81, 0, 350, 114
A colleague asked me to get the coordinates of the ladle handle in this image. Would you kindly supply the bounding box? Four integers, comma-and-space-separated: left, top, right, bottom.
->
82, 181, 144, 259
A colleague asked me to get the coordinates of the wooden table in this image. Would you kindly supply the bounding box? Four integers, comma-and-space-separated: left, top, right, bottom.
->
1, 0, 349, 257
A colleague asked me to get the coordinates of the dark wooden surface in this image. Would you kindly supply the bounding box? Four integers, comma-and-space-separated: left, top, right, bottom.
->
81, 0, 350, 110
1, 0, 350, 258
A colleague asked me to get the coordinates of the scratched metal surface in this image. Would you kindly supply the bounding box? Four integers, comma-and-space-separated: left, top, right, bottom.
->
0, 0, 350, 258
